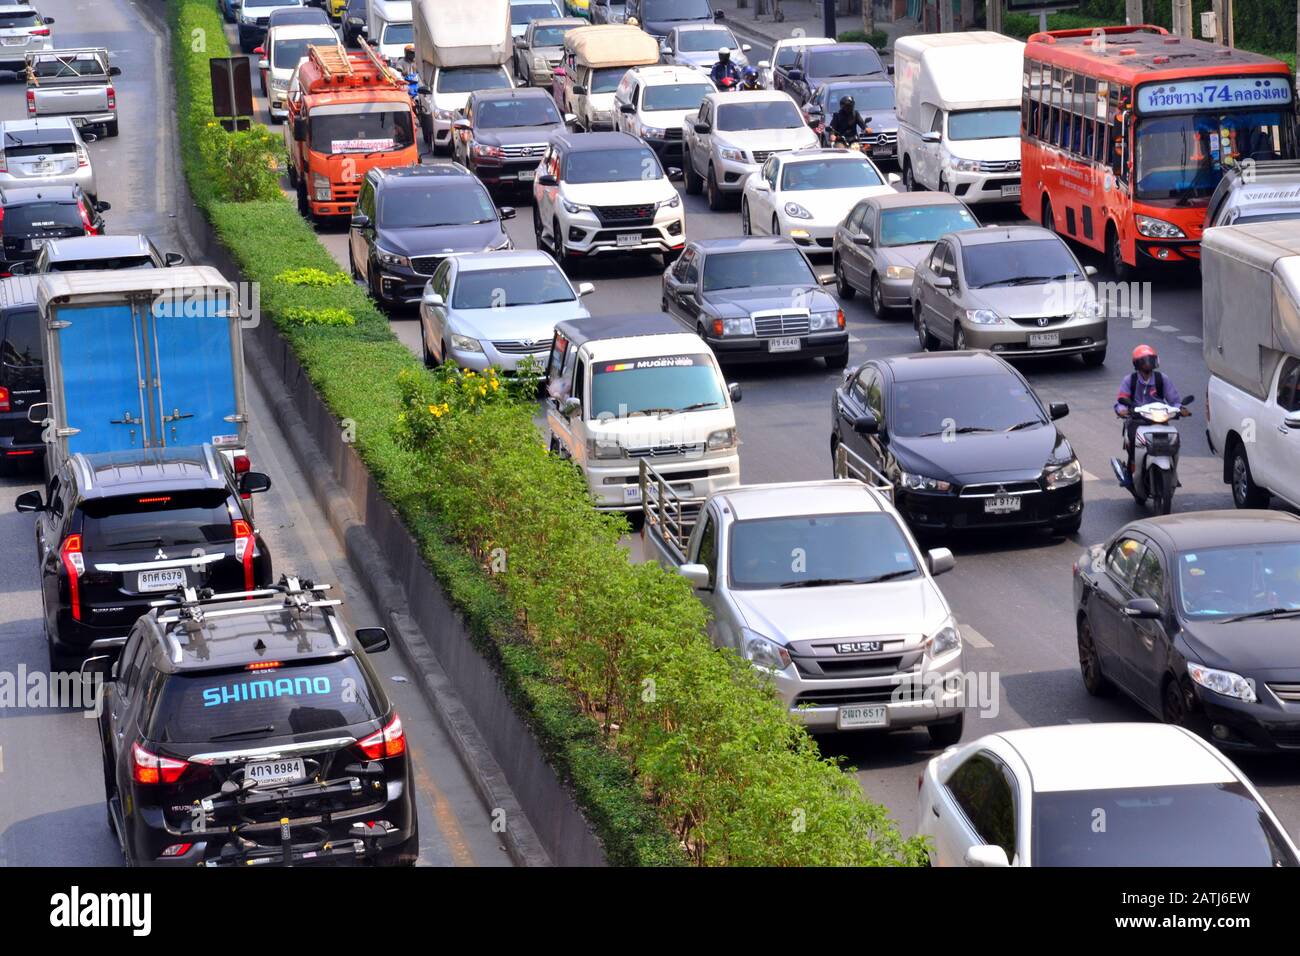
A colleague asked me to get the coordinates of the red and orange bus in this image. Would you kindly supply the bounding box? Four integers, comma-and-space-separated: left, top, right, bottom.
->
1020, 25, 1295, 277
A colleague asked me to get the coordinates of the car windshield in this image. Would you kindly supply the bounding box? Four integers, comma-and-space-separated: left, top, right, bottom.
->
379, 185, 498, 227
437, 65, 512, 94
645, 0, 712, 20
823, 83, 894, 112
79, 490, 235, 551
47, 255, 156, 271
947, 107, 1020, 141
960, 238, 1083, 287
780, 158, 883, 191
807, 47, 884, 78
879, 204, 979, 246
716, 99, 804, 131
245, 0, 294, 6
642, 82, 713, 111
532, 24, 577, 47
1175, 542, 1300, 619
452, 265, 574, 309
147, 659, 383, 745
589, 66, 631, 94
0, 308, 39, 369
564, 147, 661, 183
1135, 110, 1290, 202
729, 513, 918, 589
1032, 783, 1296, 866
677, 28, 734, 52
1, 202, 83, 233
477, 96, 561, 128
891, 374, 1046, 438
512, 2, 560, 23
273, 37, 335, 71
308, 110, 414, 154
589, 353, 724, 419
702, 248, 815, 291
380, 22, 414, 46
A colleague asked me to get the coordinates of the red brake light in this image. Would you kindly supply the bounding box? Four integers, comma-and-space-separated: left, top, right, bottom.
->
132, 741, 189, 785
246, 660, 281, 671
0, 386, 9, 414
61, 535, 84, 621
29, 27, 49, 36
76, 146, 88, 168
356, 714, 406, 760
78, 199, 94, 234
106, 85, 115, 110
25, 89, 34, 115
233, 518, 255, 592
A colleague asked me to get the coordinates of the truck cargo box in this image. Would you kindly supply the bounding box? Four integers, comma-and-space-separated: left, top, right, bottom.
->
562, 24, 660, 69
894, 31, 1024, 126
412, 0, 511, 69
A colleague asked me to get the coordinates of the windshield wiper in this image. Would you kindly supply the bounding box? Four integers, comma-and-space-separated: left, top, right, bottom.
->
777, 577, 860, 589
115, 537, 165, 548
209, 724, 276, 741
1005, 420, 1045, 432
676, 401, 721, 413
629, 407, 676, 417
918, 425, 994, 436
1220, 607, 1300, 624
861, 569, 919, 584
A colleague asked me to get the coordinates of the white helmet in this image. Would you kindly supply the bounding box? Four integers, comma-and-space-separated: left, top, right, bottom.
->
717, 47, 730, 57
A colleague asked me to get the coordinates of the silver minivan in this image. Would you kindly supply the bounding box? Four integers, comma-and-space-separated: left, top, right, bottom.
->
0, 118, 97, 200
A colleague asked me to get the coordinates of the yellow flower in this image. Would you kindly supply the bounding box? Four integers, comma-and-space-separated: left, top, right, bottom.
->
490, 380, 499, 391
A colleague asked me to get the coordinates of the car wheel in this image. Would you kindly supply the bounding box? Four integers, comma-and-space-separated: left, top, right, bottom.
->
349, 247, 360, 280
421, 325, 438, 368
296, 181, 311, 220
927, 712, 963, 747
1162, 676, 1192, 728
953, 324, 967, 352
771, 214, 780, 236
824, 348, 849, 370
706, 164, 725, 211
554, 218, 577, 274
903, 160, 921, 192
1077, 616, 1113, 697
870, 274, 886, 316
420, 112, 433, 151
1230, 441, 1270, 509
684, 155, 702, 195
741, 199, 752, 235
1081, 346, 1106, 368
937, 174, 948, 195
915, 306, 937, 351
532, 205, 545, 249
105, 120, 119, 138
835, 257, 855, 299
1107, 222, 1133, 281
1041, 197, 1056, 233
287, 158, 299, 189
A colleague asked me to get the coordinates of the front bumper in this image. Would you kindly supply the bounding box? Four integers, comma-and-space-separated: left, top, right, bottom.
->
705, 330, 848, 365
714, 155, 760, 192
1136, 237, 1201, 265
645, 135, 685, 164
965, 317, 1108, 358
470, 157, 543, 188
781, 218, 839, 253
560, 206, 685, 258
946, 168, 1022, 205
895, 481, 1083, 532
877, 275, 915, 309
773, 654, 967, 732
585, 453, 739, 510
1192, 686, 1300, 753
446, 341, 551, 373
374, 263, 433, 306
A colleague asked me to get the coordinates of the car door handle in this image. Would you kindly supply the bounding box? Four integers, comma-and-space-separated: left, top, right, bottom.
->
931, 804, 940, 818
1279, 425, 1290, 435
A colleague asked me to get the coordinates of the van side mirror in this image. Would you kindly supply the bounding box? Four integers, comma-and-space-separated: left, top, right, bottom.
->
164, 252, 186, 266
537, 173, 558, 187
728, 382, 742, 403
923, 130, 941, 143
355, 626, 390, 652
15, 490, 44, 513
694, 121, 711, 134
620, 102, 636, 113
853, 413, 877, 435
293, 117, 307, 141
1049, 402, 1069, 421
679, 563, 711, 589
560, 396, 582, 418
94, 200, 112, 213
109, 66, 122, 77
573, 85, 587, 95
964, 844, 1009, 867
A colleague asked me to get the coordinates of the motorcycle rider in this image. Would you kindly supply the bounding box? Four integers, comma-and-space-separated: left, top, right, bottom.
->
711, 47, 742, 88
401, 44, 419, 98
1114, 344, 1186, 488
738, 65, 762, 91
828, 94, 868, 145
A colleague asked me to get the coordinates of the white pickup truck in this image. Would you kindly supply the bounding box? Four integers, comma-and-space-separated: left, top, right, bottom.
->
640, 456, 967, 743
25, 48, 120, 137
1203, 223, 1300, 510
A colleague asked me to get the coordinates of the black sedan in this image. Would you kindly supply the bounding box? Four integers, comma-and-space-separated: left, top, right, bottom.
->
452, 88, 568, 193
661, 236, 848, 368
1074, 511, 1300, 753
830, 351, 1083, 536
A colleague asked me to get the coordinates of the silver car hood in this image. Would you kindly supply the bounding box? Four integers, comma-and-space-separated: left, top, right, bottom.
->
732, 578, 949, 644
450, 302, 589, 341
966, 279, 1095, 318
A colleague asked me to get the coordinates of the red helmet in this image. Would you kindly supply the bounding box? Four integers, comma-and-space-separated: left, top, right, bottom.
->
1132, 344, 1158, 371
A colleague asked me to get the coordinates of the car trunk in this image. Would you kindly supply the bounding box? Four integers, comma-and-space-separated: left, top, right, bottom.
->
2, 141, 80, 180
31, 83, 110, 116
1, 201, 86, 259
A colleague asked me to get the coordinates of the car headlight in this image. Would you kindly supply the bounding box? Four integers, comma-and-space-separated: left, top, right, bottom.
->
784, 202, 813, 220
658, 193, 681, 210
641, 124, 667, 138
900, 471, 952, 493
1135, 214, 1186, 239
1187, 662, 1256, 703
707, 427, 737, 450
472, 142, 504, 160
947, 155, 980, 173
562, 197, 591, 215
450, 333, 484, 353
885, 265, 914, 280
717, 316, 754, 336
533, 55, 549, 71
717, 146, 746, 162
311, 172, 332, 202
964, 308, 1001, 325
809, 309, 842, 331
375, 246, 410, 269
587, 437, 622, 459
742, 628, 792, 672
925, 621, 962, 657
1044, 458, 1082, 489
1072, 298, 1103, 319
484, 235, 512, 251
436, 108, 457, 121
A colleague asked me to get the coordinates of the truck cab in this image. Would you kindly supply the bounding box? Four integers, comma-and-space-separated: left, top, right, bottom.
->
1205, 158, 1300, 228
284, 40, 419, 220
553, 23, 659, 132
544, 313, 741, 510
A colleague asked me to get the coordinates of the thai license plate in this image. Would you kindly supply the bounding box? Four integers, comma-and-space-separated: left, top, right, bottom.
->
1028, 331, 1060, 348
768, 336, 801, 353
2, 37, 24, 46
838, 704, 888, 729
872, 145, 894, 157
984, 496, 1021, 514
245, 758, 306, 788
616, 232, 641, 247
517, 169, 534, 181
1001, 183, 1021, 198
31, 161, 56, 173
137, 568, 186, 593
623, 484, 642, 504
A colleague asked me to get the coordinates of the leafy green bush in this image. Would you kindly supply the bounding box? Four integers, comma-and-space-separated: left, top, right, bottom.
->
197, 122, 284, 202
281, 306, 356, 328
276, 267, 354, 288
836, 29, 888, 50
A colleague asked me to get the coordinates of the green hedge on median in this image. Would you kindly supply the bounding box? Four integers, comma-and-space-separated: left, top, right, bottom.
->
169, 0, 925, 866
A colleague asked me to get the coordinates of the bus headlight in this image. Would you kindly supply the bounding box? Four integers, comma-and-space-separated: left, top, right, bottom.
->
1135, 214, 1186, 239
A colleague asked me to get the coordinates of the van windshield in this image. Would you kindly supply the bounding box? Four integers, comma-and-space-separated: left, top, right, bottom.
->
309, 110, 414, 154
380, 22, 414, 46
641, 82, 712, 111
437, 65, 511, 94
589, 66, 630, 95
589, 354, 724, 418
947, 107, 1020, 141
273, 37, 336, 71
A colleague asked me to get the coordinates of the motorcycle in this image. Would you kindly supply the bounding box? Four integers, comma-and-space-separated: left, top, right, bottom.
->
1110, 395, 1194, 515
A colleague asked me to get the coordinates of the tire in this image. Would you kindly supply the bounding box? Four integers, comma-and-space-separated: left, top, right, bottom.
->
1162, 676, 1192, 728
870, 274, 886, 316
684, 155, 703, 195
835, 257, 855, 299
706, 164, 725, 211
1229, 441, 1270, 509
1081, 346, 1106, 368
903, 159, 922, 192
1077, 616, 1113, 697
824, 348, 849, 370
239, 35, 254, 55
532, 205, 545, 250
287, 158, 299, 189
771, 214, 780, 236
105, 120, 119, 138
915, 305, 938, 351
420, 112, 433, 151
349, 246, 360, 280
1150, 467, 1173, 515
296, 181, 311, 220
421, 326, 438, 368
741, 199, 752, 235
1107, 223, 1133, 281
1041, 197, 1056, 234
953, 324, 967, 352
927, 712, 964, 747
554, 218, 578, 274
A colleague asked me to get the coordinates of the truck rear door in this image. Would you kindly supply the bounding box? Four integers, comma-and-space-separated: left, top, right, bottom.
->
51, 301, 148, 454
149, 293, 240, 449
28, 54, 110, 116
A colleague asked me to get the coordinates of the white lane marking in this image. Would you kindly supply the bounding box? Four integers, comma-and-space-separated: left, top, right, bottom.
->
1082, 468, 1101, 482
0, 746, 4, 773
1067, 718, 1092, 724
1177, 334, 1203, 344
962, 625, 993, 649
1154, 324, 1180, 333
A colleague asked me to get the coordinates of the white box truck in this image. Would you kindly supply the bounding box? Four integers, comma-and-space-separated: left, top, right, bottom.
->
412, 0, 513, 153
366, 0, 414, 65
893, 31, 1024, 203
1203, 222, 1300, 510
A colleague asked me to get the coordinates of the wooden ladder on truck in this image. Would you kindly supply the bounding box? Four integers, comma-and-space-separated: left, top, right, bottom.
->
308, 42, 355, 81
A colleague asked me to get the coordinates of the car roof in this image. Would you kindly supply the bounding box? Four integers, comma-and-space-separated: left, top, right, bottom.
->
1, 118, 77, 144
530, 17, 585, 28
1126, 510, 1300, 552
554, 312, 685, 347
69, 445, 229, 498
869, 191, 967, 210
780, 147, 871, 163
453, 249, 559, 273
704, 89, 792, 104
821, 77, 893, 91
996, 724, 1236, 792
151, 598, 351, 675
0, 184, 80, 204
270, 23, 339, 39
693, 235, 801, 254
267, 7, 331, 26
470, 86, 553, 102
43, 234, 153, 260
716, 480, 890, 519
0, 275, 40, 309
551, 130, 642, 151
774, 35, 834, 48
627, 64, 713, 84
672, 22, 732, 33
876, 351, 1014, 382
951, 224, 1055, 247
372, 163, 475, 187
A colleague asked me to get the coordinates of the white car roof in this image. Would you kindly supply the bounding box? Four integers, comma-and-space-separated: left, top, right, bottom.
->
773, 36, 834, 50
703, 89, 795, 105
585, 332, 713, 362
270, 24, 341, 40
631, 65, 714, 85
453, 249, 560, 273
997, 723, 1238, 793
717, 480, 892, 519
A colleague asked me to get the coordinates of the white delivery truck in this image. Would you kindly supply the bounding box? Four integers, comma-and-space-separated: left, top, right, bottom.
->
1203, 222, 1300, 510
893, 31, 1024, 203
412, 0, 513, 153
366, 0, 414, 65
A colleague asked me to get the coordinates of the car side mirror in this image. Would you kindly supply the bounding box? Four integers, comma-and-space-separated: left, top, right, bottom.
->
667, 166, 683, 181
42, 16, 54, 24
94, 200, 111, 213
923, 130, 941, 143
81, 131, 98, 144
818, 273, 837, 285
751, 178, 769, 191
537, 173, 558, 187
728, 382, 742, 403
713, 9, 725, 18
964, 845, 1009, 867
1049, 402, 1069, 421
563, 112, 576, 125
239, 471, 272, 495
80, 654, 112, 678
679, 563, 711, 589
418, 84, 430, 95
109, 66, 122, 77
347, 16, 363, 27
886, 172, 901, 185
887, 64, 895, 75
741, 44, 751, 53
350, 213, 370, 229
164, 252, 185, 266
355, 626, 390, 653
560, 396, 582, 418
1084, 264, 1098, 276
853, 232, 872, 246
514, 36, 526, 46
293, 117, 307, 141
787, 69, 802, 81
577, 281, 595, 296
927, 547, 955, 577
932, 276, 953, 290
422, 291, 444, 308
694, 122, 711, 134
1123, 597, 1161, 620
15, 490, 44, 513
620, 102, 636, 113
853, 413, 877, 435
1285, 411, 1300, 430
26, 401, 49, 424
660, 43, 671, 55
500, 206, 516, 220
453, 119, 472, 131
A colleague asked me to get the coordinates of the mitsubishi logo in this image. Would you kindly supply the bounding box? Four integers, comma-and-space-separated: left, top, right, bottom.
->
154, 548, 168, 561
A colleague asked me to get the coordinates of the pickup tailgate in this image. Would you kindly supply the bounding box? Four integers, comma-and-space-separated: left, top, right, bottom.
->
30, 82, 109, 117
639, 460, 701, 567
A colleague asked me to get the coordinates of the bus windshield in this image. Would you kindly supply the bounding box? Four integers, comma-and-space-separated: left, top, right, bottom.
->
1134, 109, 1289, 202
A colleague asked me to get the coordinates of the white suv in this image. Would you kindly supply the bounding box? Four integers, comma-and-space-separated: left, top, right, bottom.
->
533, 130, 685, 270
613, 65, 715, 169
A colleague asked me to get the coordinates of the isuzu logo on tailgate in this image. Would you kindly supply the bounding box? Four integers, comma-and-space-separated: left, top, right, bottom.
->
835, 641, 881, 654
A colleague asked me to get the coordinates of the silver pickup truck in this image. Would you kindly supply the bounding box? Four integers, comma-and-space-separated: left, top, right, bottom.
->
25, 48, 120, 137
640, 457, 968, 743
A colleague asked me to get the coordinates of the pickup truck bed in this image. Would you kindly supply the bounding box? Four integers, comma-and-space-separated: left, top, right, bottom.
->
25, 48, 119, 136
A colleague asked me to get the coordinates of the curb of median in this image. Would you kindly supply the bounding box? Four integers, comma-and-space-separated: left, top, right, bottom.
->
134, 0, 561, 868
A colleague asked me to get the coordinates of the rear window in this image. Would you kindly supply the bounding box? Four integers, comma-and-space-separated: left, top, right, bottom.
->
2, 201, 82, 232
1, 308, 39, 369
0, 11, 42, 27
148, 658, 383, 744
47, 255, 156, 271
2, 141, 76, 158
79, 489, 236, 550
28, 58, 106, 79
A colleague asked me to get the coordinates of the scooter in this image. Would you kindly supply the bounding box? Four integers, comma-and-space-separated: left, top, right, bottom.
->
1109, 395, 1194, 515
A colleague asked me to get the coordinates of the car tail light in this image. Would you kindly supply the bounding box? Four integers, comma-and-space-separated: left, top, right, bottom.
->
106, 86, 116, 110
246, 660, 281, 671
61, 534, 84, 621
30, 27, 50, 36
0, 386, 9, 413
76, 145, 89, 168
25, 89, 34, 115
159, 843, 193, 858
78, 200, 94, 234
132, 741, 189, 785
232, 518, 255, 591
356, 713, 406, 760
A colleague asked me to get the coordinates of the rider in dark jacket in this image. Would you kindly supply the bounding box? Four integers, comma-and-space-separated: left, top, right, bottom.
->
710, 48, 742, 87
828, 95, 867, 143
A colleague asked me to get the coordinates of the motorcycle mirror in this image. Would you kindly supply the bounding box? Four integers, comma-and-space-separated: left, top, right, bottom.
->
1180, 395, 1195, 405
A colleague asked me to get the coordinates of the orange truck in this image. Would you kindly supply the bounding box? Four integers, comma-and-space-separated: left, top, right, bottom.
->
284, 39, 419, 220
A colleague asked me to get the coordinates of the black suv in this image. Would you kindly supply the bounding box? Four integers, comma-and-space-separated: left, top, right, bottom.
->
0, 276, 43, 470
348, 164, 515, 309
452, 87, 567, 191
0, 185, 109, 274
89, 577, 418, 867
15, 444, 274, 669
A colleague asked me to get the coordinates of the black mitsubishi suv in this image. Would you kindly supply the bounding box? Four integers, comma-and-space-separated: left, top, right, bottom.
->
15, 444, 273, 669
89, 576, 417, 867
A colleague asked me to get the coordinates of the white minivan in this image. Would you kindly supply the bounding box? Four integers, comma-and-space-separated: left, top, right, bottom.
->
894, 32, 1024, 203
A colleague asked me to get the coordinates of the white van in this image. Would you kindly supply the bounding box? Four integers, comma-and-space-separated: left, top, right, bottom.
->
894, 32, 1024, 203
544, 313, 741, 509
367, 0, 414, 64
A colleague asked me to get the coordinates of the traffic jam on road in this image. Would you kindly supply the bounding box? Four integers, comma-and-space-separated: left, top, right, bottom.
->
4, 0, 1300, 873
